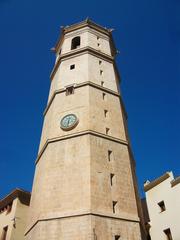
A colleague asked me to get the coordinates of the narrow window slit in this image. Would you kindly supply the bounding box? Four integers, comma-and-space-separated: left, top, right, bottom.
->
108, 150, 112, 161
106, 127, 110, 135
104, 110, 108, 118
110, 173, 115, 186
102, 93, 106, 100
101, 81, 104, 86
112, 201, 117, 213
115, 235, 120, 240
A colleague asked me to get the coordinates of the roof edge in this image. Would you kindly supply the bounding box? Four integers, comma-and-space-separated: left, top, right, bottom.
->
53, 18, 115, 53
171, 176, 180, 187
63, 18, 110, 35
0, 188, 31, 211
144, 172, 171, 192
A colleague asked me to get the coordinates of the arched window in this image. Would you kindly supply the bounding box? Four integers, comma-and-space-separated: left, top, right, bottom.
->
71, 36, 80, 50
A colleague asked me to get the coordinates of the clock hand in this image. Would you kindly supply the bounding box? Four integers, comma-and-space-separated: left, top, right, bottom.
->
67, 118, 70, 126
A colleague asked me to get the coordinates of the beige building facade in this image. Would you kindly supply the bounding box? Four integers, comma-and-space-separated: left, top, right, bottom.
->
0, 188, 30, 240
144, 171, 180, 240
25, 19, 145, 240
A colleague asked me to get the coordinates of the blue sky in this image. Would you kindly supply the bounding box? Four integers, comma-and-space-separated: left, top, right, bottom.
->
0, 0, 179, 198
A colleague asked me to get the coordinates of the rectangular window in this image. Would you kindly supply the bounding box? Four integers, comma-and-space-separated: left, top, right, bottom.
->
1, 226, 8, 240
158, 201, 166, 212
101, 81, 104, 87
99, 60, 102, 65
97, 43, 100, 47
100, 70, 103, 75
115, 235, 120, 240
102, 92, 106, 100
97, 36, 100, 40
70, 64, 75, 70
104, 110, 108, 118
106, 127, 110, 135
112, 201, 117, 213
108, 150, 112, 161
164, 228, 173, 240
66, 86, 74, 96
110, 173, 115, 186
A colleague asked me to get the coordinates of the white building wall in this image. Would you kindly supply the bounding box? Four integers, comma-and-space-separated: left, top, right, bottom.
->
145, 172, 180, 240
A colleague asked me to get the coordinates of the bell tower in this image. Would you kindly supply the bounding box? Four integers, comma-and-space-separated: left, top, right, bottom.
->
25, 19, 144, 239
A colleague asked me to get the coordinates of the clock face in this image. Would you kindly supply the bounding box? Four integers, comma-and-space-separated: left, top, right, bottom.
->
60, 114, 78, 130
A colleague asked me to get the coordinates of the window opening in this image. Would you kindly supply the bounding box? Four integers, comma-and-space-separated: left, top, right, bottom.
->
158, 201, 166, 212
104, 110, 108, 118
1, 226, 8, 240
112, 201, 117, 213
110, 173, 115, 186
106, 127, 110, 135
70, 64, 75, 70
108, 150, 112, 161
115, 235, 120, 240
66, 86, 74, 96
71, 36, 80, 50
102, 93, 106, 100
164, 228, 173, 240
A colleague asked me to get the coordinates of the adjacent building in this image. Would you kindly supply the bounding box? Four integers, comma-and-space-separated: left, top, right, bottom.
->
144, 171, 180, 240
0, 188, 30, 240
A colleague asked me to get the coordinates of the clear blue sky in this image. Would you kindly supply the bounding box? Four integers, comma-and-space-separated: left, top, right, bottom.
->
0, 0, 179, 198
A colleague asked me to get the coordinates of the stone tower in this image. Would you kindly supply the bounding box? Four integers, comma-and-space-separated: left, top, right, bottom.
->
25, 19, 144, 240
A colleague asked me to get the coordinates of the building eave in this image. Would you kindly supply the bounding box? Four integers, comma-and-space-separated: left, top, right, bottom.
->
52, 19, 117, 54
171, 176, 180, 187
50, 46, 114, 80
64, 18, 110, 36
0, 188, 31, 211
144, 172, 171, 192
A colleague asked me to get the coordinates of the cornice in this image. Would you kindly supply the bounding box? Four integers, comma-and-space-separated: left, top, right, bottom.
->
65, 27, 109, 41
25, 211, 139, 235
171, 176, 180, 187
64, 19, 110, 36
36, 130, 128, 165
43, 81, 120, 116
53, 19, 111, 51
0, 188, 31, 211
50, 46, 114, 80
144, 172, 171, 192
51, 19, 117, 56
